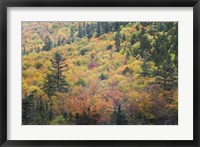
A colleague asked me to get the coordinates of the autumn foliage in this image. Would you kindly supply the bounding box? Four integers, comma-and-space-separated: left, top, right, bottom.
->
22, 22, 178, 125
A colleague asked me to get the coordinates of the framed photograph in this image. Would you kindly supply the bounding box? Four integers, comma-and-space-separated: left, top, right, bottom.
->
0, 0, 199, 146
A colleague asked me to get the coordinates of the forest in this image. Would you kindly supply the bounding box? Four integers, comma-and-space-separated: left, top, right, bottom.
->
22, 22, 178, 125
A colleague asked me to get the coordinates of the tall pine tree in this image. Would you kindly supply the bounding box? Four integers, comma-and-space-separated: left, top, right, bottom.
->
43, 52, 68, 120
49, 52, 68, 92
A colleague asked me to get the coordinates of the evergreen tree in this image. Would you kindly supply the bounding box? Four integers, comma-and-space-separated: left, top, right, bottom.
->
116, 105, 128, 125
100, 22, 106, 34
96, 22, 101, 37
86, 24, 93, 39
104, 22, 111, 33
130, 33, 138, 45
138, 34, 151, 59
114, 22, 121, 31
157, 22, 167, 32
22, 48, 27, 55
75, 110, 91, 125
57, 37, 61, 46
69, 26, 75, 43
138, 27, 145, 40
42, 73, 57, 120
133, 31, 151, 61
122, 33, 126, 42
82, 24, 87, 37
114, 32, 121, 52
34, 98, 49, 124
135, 25, 140, 31
22, 93, 35, 125
78, 25, 83, 38
111, 109, 117, 124
152, 32, 177, 90
141, 61, 151, 77
43, 74, 57, 98
50, 52, 68, 92
42, 35, 52, 51
132, 23, 178, 90
43, 52, 68, 120
107, 44, 113, 50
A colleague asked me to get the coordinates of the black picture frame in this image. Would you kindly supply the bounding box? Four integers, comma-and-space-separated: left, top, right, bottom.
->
0, 0, 199, 146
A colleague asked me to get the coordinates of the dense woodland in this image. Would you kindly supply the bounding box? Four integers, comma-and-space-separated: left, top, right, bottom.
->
22, 22, 178, 125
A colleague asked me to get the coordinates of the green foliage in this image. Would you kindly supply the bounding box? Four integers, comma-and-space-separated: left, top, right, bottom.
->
151, 31, 177, 90
140, 61, 151, 77
34, 99, 49, 125
99, 73, 109, 80
43, 74, 57, 98
96, 22, 101, 37
22, 62, 31, 70
22, 48, 27, 56
130, 33, 138, 45
107, 44, 113, 50
116, 105, 128, 125
35, 62, 43, 69
115, 32, 121, 52
80, 48, 88, 56
22, 93, 35, 125
50, 115, 68, 125
76, 112, 91, 125
50, 52, 68, 92
75, 78, 86, 87
42, 35, 52, 51
74, 60, 87, 66
22, 93, 49, 125
122, 67, 133, 76
57, 37, 62, 46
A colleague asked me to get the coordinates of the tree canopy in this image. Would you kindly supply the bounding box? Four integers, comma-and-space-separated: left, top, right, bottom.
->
22, 22, 178, 125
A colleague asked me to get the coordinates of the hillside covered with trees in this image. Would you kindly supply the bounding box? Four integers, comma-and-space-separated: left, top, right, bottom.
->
22, 22, 178, 125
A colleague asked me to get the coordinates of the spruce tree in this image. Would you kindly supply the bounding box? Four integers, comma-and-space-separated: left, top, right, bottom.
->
42, 35, 52, 51
78, 25, 83, 38
22, 48, 27, 56
152, 32, 177, 90
104, 22, 111, 33
22, 93, 35, 125
43, 74, 57, 98
114, 32, 121, 52
116, 105, 128, 125
114, 22, 121, 31
130, 33, 138, 45
57, 37, 61, 46
69, 26, 75, 43
96, 22, 101, 37
141, 61, 151, 77
50, 52, 68, 92
122, 33, 126, 42
86, 24, 93, 39
34, 98, 49, 124
43, 52, 68, 120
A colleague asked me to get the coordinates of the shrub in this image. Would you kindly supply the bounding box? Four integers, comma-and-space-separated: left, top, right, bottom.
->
99, 73, 109, 80
75, 78, 86, 87
80, 48, 88, 56
35, 62, 43, 69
